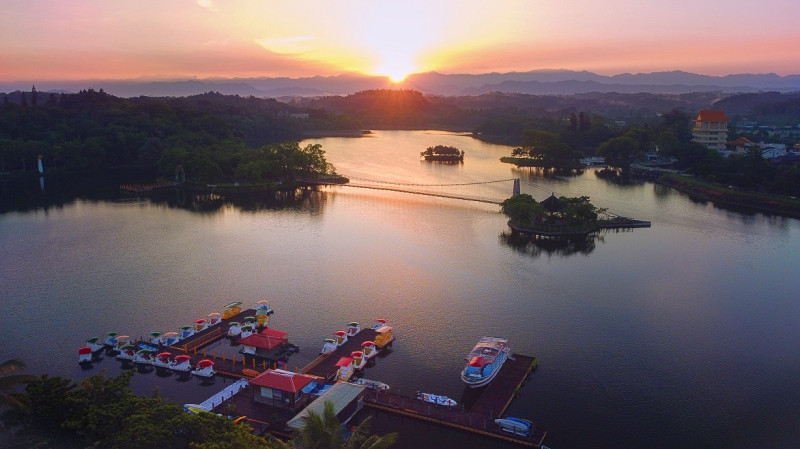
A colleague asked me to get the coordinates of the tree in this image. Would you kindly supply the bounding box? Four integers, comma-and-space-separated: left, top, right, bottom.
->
291, 400, 397, 449
0, 359, 36, 414
500, 194, 544, 228
597, 136, 643, 170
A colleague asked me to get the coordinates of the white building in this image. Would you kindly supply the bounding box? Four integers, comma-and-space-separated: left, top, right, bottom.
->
692, 110, 729, 151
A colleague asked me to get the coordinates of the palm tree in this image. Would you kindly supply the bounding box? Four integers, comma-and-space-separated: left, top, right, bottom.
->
0, 359, 36, 413
291, 400, 397, 449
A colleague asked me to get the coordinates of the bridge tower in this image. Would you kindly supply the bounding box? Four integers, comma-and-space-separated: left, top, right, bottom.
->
513, 178, 520, 196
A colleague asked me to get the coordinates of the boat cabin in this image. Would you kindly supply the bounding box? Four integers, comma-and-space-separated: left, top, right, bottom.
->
250, 369, 317, 410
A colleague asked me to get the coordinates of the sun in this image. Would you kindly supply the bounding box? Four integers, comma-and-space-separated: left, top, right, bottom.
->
378, 61, 415, 83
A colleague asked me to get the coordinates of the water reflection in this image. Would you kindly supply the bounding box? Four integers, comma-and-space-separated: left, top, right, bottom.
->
499, 230, 602, 257
146, 187, 329, 214
0, 173, 330, 216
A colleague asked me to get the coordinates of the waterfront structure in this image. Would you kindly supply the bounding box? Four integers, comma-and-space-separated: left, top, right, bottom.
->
250, 369, 316, 410
692, 110, 729, 151
239, 328, 298, 363
287, 382, 367, 431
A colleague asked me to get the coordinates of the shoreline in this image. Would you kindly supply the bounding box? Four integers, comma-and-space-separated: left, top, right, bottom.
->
656, 174, 800, 219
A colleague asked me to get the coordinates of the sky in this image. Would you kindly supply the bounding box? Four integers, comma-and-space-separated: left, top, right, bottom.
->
2, 0, 799, 82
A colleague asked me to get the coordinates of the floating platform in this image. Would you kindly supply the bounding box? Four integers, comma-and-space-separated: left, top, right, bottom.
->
363, 354, 546, 447
300, 329, 381, 379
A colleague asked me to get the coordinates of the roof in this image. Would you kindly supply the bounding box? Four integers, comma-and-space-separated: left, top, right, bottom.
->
260, 328, 288, 339
250, 369, 315, 393
335, 357, 353, 367
239, 332, 287, 350
464, 336, 508, 363
286, 382, 367, 430
696, 110, 728, 122
728, 136, 756, 146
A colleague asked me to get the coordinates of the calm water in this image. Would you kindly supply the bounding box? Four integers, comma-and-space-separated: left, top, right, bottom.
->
1, 130, 799, 449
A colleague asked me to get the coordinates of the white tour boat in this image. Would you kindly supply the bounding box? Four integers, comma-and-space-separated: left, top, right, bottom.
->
460, 336, 510, 388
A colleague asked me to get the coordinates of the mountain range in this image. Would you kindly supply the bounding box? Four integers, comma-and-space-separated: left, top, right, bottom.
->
2, 70, 800, 98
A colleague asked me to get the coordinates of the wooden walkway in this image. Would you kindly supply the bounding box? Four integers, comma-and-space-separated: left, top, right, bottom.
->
362, 354, 546, 447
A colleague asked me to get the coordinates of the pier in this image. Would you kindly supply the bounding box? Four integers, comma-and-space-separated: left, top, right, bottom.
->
300, 329, 381, 379
129, 308, 285, 379
362, 354, 546, 447
119, 310, 546, 447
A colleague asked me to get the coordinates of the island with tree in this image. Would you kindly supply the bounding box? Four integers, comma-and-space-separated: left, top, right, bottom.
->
501, 193, 650, 237
420, 145, 464, 162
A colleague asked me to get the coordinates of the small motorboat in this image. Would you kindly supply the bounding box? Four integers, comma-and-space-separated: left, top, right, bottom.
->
333, 330, 348, 346
227, 322, 242, 338
417, 392, 457, 407
346, 322, 361, 337
360, 341, 378, 359
85, 337, 105, 354
149, 332, 164, 346
495, 417, 533, 436
163, 331, 180, 346
116, 345, 136, 361
350, 351, 366, 370
180, 325, 195, 339
352, 378, 390, 390
207, 312, 222, 326
321, 338, 337, 354
371, 318, 388, 330
222, 301, 243, 320
194, 319, 208, 332
78, 346, 93, 364
192, 359, 216, 378
153, 352, 175, 369
172, 355, 192, 373
335, 357, 354, 382
461, 336, 510, 388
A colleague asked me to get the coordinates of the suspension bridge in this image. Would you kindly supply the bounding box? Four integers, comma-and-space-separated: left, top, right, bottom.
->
301, 174, 651, 232
302, 174, 519, 205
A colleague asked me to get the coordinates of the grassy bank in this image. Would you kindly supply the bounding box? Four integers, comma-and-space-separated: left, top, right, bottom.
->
658, 174, 800, 219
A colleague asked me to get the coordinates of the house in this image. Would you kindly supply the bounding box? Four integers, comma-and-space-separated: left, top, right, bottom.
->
286, 382, 367, 431
692, 110, 729, 151
724, 136, 758, 157
239, 328, 298, 365
249, 369, 317, 410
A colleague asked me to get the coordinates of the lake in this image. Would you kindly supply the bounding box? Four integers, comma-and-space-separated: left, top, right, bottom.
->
1, 130, 799, 449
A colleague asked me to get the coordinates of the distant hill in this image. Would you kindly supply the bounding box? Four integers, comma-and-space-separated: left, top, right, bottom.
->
2, 70, 799, 98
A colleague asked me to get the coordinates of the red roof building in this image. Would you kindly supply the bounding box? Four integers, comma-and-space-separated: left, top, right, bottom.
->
250, 369, 317, 409
238, 329, 298, 364
693, 110, 729, 151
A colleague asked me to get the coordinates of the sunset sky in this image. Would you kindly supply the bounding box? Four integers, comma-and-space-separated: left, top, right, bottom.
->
2, 0, 799, 82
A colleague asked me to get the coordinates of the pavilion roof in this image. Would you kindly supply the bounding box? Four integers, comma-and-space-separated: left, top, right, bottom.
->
249, 369, 315, 393
696, 110, 728, 122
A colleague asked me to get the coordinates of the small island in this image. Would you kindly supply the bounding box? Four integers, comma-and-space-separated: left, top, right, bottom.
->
501, 193, 650, 237
420, 145, 464, 162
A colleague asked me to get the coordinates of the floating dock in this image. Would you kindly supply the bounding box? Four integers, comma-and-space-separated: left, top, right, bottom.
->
363, 354, 546, 447
300, 329, 381, 379
128, 308, 284, 379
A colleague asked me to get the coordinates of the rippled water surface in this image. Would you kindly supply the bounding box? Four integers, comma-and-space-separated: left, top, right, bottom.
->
1, 130, 799, 449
